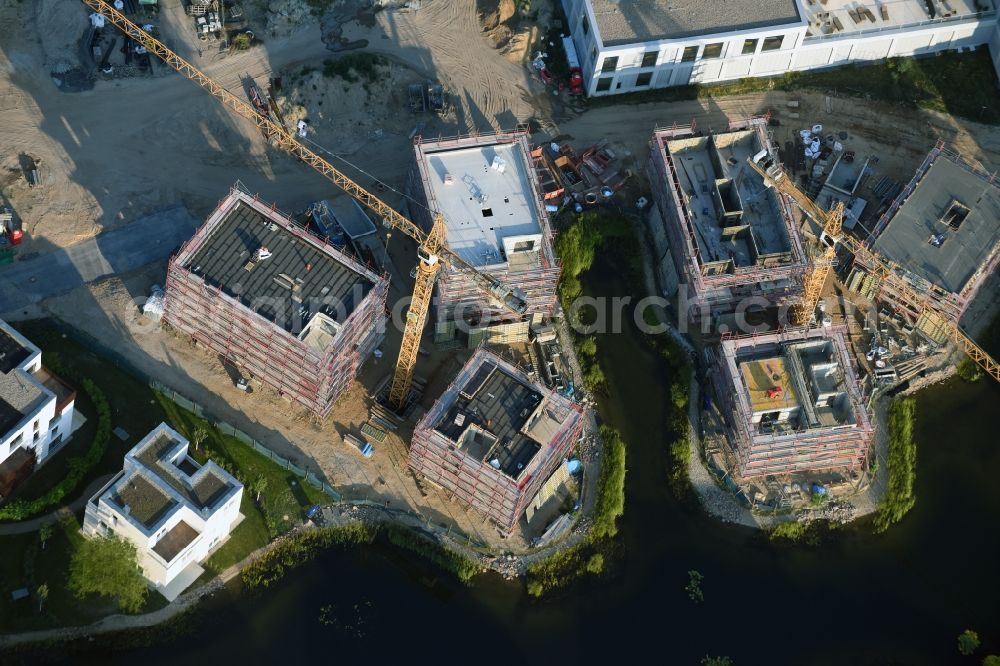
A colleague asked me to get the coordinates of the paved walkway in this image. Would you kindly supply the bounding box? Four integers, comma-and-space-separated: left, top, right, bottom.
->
0, 207, 198, 314
0, 474, 115, 536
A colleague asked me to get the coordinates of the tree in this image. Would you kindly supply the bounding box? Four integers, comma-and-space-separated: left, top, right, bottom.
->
67, 536, 147, 613
39, 523, 53, 550
191, 426, 209, 453
253, 474, 269, 503
982, 656, 1000, 666
959, 630, 981, 656
36, 583, 48, 613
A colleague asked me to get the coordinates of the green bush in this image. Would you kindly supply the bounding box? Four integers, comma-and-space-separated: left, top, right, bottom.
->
0, 370, 112, 521
322, 54, 386, 84
873, 397, 917, 533
382, 523, 479, 583
591, 426, 626, 540
957, 356, 985, 382
241, 525, 376, 589
526, 543, 591, 596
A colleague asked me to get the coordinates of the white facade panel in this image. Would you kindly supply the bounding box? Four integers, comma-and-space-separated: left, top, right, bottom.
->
563, 0, 1000, 96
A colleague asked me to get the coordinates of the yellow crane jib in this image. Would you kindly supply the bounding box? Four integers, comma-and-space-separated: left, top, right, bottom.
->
748, 154, 999, 384
79, 0, 530, 410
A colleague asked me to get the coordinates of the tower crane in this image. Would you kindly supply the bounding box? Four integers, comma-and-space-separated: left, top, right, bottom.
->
79, 0, 528, 409
747, 154, 999, 383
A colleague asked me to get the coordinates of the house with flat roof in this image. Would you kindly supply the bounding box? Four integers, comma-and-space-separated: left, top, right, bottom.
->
408, 349, 584, 535
0, 320, 76, 499
164, 184, 388, 417
83, 423, 243, 601
647, 118, 808, 326
561, 0, 999, 96
711, 328, 873, 478
409, 131, 560, 347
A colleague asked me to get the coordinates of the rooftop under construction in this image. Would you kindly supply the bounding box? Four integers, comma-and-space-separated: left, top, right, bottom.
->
648, 118, 808, 320
711, 327, 874, 479
868, 144, 1000, 324
409, 131, 560, 346
408, 349, 584, 535
164, 185, 389, 418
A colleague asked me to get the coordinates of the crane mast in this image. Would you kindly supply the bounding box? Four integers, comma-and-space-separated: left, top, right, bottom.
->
747, 155, 999, 383
79, 0, 528, 409
747, 154, 842, 326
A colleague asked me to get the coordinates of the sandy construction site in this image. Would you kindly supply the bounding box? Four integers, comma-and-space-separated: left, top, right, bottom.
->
2, 0, 1000, 546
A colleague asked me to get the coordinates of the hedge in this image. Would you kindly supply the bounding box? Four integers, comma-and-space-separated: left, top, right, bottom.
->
0, 355, 112, 521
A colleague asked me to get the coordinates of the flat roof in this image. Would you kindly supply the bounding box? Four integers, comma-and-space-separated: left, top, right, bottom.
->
0, 372, 47, 435
435, 359, 544, 479
152, 520, 200, 563
589, 0, 802, 45
874, 155, 1000, 294
666, 131, 792, 269
0, 327, 31, 374
803, 0, 990, 38
740, 357, 799, 414
113, 473, 177, 529
184, 200, 374, 333
420, 143, 542, 268
136, 433, 232, 510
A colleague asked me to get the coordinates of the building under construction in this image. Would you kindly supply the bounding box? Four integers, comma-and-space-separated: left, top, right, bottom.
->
855, 142, 1000, 341
164, 185, 389, 418
409, 131, 560, 347
710, 327, 874, 478
648, 118, 808, 327
408, 349, 584, 535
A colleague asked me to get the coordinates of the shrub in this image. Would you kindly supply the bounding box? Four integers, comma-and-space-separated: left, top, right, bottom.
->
382, 524, 479, 584
873, 397, 917, 533
591, 426, 626, 539
241, 525, 376, 589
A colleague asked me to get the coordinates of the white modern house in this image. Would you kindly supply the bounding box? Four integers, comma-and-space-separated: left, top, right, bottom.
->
0, 320, 76, 498
83, 423, 244, 601
560, 0, 1000, 96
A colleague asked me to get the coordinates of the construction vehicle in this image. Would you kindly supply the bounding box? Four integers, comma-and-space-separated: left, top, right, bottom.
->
747, 154, 999, 384
80, 0, 529, 410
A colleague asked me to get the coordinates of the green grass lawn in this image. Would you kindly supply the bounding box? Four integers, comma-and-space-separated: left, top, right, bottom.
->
6, 322, 169, 507
201, 494, 270, 575
155, 396, 329, 538
0, 514, 167, 633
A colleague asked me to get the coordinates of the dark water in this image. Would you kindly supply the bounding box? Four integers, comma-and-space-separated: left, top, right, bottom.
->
108, 261, 999, 665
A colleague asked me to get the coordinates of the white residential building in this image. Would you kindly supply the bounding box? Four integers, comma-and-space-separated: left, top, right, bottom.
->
560, 0, 1000, 96
83, 423, 244, 601
0, 320, 76, 498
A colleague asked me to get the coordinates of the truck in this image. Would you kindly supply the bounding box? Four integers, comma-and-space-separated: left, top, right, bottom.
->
561, 36, 584, 94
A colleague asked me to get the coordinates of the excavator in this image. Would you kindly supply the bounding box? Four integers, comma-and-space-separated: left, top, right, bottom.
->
78, 0, 529, 410
747, 152, 999, 383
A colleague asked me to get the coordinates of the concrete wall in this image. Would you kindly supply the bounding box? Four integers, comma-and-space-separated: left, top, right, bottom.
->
561, 0, 999, 97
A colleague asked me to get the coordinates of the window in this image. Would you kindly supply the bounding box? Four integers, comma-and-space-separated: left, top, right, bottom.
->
641, 51, 658, 68
701, 42, 724, 59
33, 431, 39, 442
742, 39, 758, 55
11, 433, 22, 447
591, 47, 598, 64
636, 72, 653, 87
601, 56, 618, 73
33, 419, 38, 431
762, 35, 784, 51
681, 46, 698, 62
582, 14, 589, 35
596, 77, 612, 92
